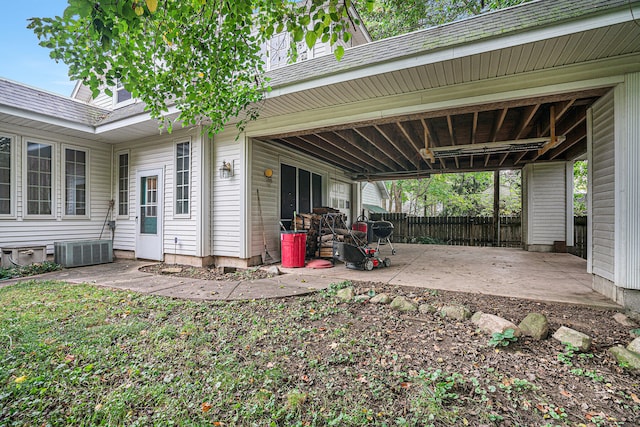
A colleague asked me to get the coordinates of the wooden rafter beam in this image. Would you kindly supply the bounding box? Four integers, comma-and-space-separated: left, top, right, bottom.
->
490, 108, 509, 142
397, 122, 433, 170
333, 129, 397, 170
514, 104, 540, 140
374, 124, 421, 169
354, 127, 407, 170
541, 99, 576, 136
272, 137, 360, 172
311, 132, 388, 172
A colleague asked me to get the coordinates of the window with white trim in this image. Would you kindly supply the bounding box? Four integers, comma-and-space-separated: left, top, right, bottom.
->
26, 141, 52, 215
0, 136, 11, 215
118, 152, 129, 216
114, 79, 133, 106
175, 141, 190, 215
64, 148, 87, 216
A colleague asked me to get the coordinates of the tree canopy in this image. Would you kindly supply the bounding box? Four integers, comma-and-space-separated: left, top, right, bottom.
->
29, 0, 530, 135
29, 0, 374, 134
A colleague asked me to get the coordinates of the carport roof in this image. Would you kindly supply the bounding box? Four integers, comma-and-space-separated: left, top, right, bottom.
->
256, 0, 640, 179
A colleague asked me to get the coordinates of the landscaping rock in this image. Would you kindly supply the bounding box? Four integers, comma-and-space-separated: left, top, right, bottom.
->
613, 312, 637, 327
518, 313, 549, 340
627, 337, 640, 355
370, 293, 391, 304
419, 303, 436, 314
162, 267, 183, 274
354, 294, 371, 303
264, 266, 280, 276
470, 311, 483, 323
609, 346, 640, 370
552, 326, 592, 351
440, 304, 472, 321
472, 313, 521, 337
336, 287, 355, 302
390, 296, 418, 312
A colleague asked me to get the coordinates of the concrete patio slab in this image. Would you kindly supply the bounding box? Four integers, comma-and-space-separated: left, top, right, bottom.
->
0, 244, 620, 309
280, 244, 620, 309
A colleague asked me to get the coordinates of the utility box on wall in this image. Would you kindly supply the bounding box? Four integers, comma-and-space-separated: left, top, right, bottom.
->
1, 245, 47, 269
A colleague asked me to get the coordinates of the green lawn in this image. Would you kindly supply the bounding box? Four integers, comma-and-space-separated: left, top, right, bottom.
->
1, 280, 638, 426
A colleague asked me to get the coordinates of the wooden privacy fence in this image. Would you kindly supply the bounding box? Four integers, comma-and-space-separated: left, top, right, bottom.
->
369, 214, 588, 259
369, 214, 522, 247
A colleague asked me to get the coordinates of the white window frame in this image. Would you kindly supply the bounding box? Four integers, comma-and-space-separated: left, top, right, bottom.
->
174, 140, 191, 217
116, 150, 130, 218
62, 144, 90, 218
23, 138, 55, 218
0, 133, 16, 218
112, 79, 135, 108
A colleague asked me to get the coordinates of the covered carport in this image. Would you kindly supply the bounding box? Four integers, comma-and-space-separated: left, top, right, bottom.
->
238, 0, 640, 309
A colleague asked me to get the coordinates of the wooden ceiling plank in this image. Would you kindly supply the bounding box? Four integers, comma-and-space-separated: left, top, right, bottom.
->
354, 127, 408, 170
374, 124, 422, 169
311, 132, 389, 172
271, 137, 361, 172
333, 129, 398, 170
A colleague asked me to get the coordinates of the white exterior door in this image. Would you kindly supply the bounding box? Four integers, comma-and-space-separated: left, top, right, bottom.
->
136, 169, 163, 260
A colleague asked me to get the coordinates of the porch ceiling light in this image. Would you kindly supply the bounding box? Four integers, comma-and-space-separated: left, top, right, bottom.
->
419, 136, 565, 160
219, 160, 234, 179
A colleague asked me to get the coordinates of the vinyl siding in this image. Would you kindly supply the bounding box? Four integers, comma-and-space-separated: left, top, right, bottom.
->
113, 128, 201, 258
615, 73, 640, 289
528, 162, 567, 245
362, 182, 383, 207
0, 124, 112, 255
250, 139, 353, 261
211, 129, 243, 257
591, 90, 615, 281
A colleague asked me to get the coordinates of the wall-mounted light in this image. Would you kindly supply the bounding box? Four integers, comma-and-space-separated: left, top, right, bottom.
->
264, 168, 273, 181
219, 160, 234, 179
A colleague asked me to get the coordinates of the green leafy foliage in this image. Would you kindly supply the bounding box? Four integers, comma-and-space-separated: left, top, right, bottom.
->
28, 0, 363, 136
0, 261, 61, 280
359, 0, 532, 40
386, 170, 521, 216
488, 328, 518, 347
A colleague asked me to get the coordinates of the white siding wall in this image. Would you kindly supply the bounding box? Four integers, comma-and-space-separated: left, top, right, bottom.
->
590, 90, 615, 281
89, 90, 114, 109
211, 129, 244, 257
113, 128, 202, 258
615, 73, 640, 290
362, 182, 383, 207
0, 124, 112, 254
250, 139, 353, 261
525, 162, 568, 246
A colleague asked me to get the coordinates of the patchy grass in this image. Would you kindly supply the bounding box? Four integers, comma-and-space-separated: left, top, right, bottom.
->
1, 280, 639, 426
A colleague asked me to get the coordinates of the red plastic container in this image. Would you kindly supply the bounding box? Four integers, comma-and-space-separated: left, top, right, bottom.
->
280, 231, 307, 268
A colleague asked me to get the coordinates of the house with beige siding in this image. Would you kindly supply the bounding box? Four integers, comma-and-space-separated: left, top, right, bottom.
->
1, 0, 640, 309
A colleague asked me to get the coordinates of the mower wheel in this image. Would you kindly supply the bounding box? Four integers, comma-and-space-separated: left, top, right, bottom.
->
391, 249, 397, 255
364, 260, 374, 271
383, 257, 391, 267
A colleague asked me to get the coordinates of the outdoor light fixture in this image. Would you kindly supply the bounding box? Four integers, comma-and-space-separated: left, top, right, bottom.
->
219, 160, 234, 179
264, 168, 273, 181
